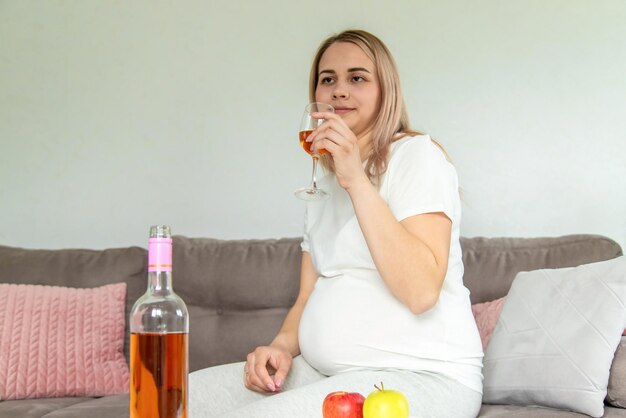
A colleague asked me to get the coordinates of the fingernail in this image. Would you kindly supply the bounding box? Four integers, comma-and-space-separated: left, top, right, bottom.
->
275, 378, 282, 388
267, 382, 276, 392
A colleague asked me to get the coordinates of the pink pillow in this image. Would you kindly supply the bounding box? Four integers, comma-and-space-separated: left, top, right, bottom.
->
471, 297, 507, 349
0, 283, 129, 400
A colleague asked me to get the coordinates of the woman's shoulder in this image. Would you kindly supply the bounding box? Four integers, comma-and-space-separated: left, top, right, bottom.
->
391, 133, 431, 149
389, 134, 447, 164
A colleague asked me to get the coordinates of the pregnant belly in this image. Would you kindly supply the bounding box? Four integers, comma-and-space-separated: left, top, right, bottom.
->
298, 274, 423, 375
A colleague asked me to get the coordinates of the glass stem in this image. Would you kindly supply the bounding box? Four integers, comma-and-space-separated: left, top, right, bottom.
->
311, 156, 320, 190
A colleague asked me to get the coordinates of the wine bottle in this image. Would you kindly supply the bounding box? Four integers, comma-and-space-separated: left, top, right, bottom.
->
130, 225, 189, 418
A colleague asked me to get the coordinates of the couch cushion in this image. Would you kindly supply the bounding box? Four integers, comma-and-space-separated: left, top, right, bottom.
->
0, 395, 129, 418
172, 236, 302, 371
461, 235, 623, 304
478, 404, 626, 417
38, 394, 129, 418
0, 245, 147, 363
482, 257, 626, 417
0, 397, 94, 418
608, 337, 626, 408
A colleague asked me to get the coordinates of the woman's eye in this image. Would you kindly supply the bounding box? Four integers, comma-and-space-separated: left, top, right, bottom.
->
351, 75, 365, 82
320, 77, 334, 85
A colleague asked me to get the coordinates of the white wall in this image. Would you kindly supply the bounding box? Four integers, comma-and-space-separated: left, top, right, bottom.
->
1, 0, 625, 250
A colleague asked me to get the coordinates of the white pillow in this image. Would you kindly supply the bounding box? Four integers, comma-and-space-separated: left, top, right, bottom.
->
482, 256, 626, 418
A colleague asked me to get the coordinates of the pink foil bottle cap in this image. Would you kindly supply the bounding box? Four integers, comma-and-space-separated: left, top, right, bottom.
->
148, 225, 172, 272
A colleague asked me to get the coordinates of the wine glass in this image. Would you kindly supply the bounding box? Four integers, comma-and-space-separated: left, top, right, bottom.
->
294, 102, 334, 201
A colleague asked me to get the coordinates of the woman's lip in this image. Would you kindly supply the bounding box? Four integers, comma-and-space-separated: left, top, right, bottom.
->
334, 108, 354, 114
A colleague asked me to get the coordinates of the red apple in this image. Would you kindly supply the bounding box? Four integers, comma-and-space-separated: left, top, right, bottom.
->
323, 391, 366, 418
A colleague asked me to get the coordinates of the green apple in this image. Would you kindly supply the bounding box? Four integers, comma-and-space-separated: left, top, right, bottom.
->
363, 382, 409, 418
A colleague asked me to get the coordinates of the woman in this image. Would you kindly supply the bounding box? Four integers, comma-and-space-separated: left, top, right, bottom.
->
190, 29, 483, 418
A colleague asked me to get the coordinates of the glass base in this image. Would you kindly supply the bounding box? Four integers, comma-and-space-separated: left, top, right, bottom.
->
294, 187, 329, 201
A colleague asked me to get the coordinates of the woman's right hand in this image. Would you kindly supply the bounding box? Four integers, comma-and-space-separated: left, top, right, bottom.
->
308, 111, 369, 191
244, 345, 293, 393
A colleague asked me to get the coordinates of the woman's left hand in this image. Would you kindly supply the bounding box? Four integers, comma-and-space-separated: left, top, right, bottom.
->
307, 111, 369, 191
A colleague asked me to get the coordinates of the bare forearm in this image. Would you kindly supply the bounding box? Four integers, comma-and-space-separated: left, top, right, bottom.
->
271, 252, 318, 356
347, 178, 445, 313
270, 302, 306, 356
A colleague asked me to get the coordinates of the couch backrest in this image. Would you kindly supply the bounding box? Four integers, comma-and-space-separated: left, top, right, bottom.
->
1, 234, 622, 373
461, 234, 623, 303
0, 244, 148, 362
169, 234, 624, 370
171, 236, 302, 372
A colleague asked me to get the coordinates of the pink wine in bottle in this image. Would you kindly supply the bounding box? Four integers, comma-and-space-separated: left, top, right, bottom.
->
130, 226, 189, 418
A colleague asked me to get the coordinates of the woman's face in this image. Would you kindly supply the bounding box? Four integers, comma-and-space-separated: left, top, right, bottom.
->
315, 42, 381, 139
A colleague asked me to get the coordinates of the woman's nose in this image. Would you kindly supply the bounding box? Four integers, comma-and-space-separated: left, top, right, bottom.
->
332, 86, 348, 100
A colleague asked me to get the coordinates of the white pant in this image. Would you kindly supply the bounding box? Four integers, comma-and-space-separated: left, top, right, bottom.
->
189, 356, 482, 418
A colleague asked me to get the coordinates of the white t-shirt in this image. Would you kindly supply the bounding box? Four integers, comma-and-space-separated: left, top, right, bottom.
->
298, 135, 484, 393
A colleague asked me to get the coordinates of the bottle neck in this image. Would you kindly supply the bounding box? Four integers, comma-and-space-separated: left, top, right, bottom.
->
148, 270, 173, 293
147, 236, 173, 293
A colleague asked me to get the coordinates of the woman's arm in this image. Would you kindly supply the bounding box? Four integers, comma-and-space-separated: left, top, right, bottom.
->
347, 178, 451, 314
244, 251, 318, 392
269, 251, 318, 356
310, 113, 451, 314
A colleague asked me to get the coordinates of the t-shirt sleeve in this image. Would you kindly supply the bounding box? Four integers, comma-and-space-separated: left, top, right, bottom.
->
386, 137, 459, 223
301, 206, 310, 253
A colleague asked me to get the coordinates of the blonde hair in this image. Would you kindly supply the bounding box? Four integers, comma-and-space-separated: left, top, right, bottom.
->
309, 29, 424, 185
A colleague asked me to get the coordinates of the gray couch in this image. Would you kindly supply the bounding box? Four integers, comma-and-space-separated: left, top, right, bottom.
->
0, 234, 623, 417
